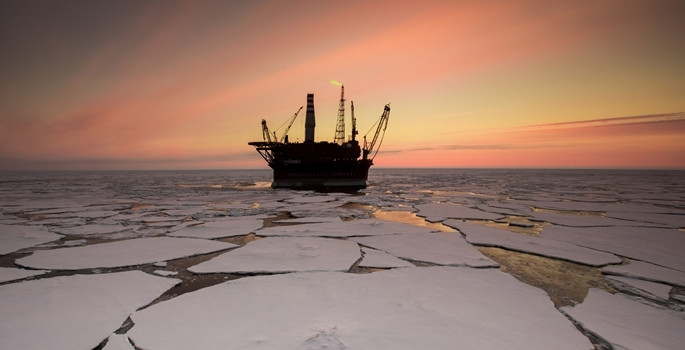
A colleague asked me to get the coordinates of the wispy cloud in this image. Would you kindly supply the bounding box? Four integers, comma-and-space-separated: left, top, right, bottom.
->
515, 113, 685, 132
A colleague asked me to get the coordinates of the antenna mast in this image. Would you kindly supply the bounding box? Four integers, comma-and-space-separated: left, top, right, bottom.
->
334, 85, 345, 144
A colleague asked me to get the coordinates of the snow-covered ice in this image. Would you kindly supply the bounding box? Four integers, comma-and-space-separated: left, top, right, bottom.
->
102, 334, 135, 350
0, 267, 47, 283
16, 237, 237, 270
605, 211, 684, 228
529, 210, 658, 227
52, 223, 132, 236
284, 194, 337, 203
352, 232, 499, 267
189, 236, 361, 274
561, 288, 685, 350
167, 216, 263, 239
445, 220, 622, 266
603, 260, 685, 288
359, 247, 415, 268
606, 276, 672, 301
0, 224, 62, 254
153, 270, 178, 277
256, 218, 434, 237
273, 216, 343, 223
2, 169, 682, 349
541, 225, 685, 271
415, 202, 504, 222
166, 225, 231, 239
0, 271, 178, 350
129, 267, 592, 350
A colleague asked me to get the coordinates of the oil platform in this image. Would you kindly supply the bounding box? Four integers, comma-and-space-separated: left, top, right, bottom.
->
248, 85, 390, 190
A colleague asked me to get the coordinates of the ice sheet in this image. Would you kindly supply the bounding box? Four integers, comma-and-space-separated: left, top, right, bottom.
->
352, 232, 499, 267
541, 225, 685, 271
359, 247, 414, 268
189, 237, 361, 274
129, 267, 591, 350
273, 216, 343, 223
605, 211, 684, 228
0, 271, 178, 350
529, 211, 647, 227
415, 202, 504, 222
284, 194, 337, 203
478, 200, 532, 216
16, 237, 237, 270
102, 334, 135, 350
606, 276, 672, 301
445, 220, 621, 266
52, 224, 132, 236
561, 288, 685, 350
0, 224, 62, 254
0, 267, 47, 283
603, 260, 685, 288
256, 218, 433, 237
167, 216, 263, 239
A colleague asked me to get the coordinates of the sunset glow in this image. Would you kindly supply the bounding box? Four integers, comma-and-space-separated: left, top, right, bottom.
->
1, 0, 683, 170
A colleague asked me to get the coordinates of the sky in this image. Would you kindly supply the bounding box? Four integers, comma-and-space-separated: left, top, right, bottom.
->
1, 0, 684, 170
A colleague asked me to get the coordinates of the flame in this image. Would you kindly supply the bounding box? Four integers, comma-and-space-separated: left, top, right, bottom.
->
329, 79, 343, 86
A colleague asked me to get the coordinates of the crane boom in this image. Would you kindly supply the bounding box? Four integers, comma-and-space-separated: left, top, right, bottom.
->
261, 119, 273, 143
363, 104, 390, 160
278, 106, 303, 143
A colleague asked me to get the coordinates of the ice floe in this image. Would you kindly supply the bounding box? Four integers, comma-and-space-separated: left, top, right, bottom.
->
352, 232, 499, 267
16, 237, 237, 270
189, 237, 360, 274
478, 200, 532, 216
129, 267, 591, 350
0, 267, 47, 283
0, 224, 62, 254
605, 211, 684, 228
273, 216, 343, 224
415, 202, 504, 222
167, 216, 263, 239
358, 247, 414, 268
153, 270, 178, 277
102, 334, 135, 350
528, 211, 650, 227
0, 271, 178, 350
445, 220, 622, 266
284, 194, 338, 203
541, 225, 685, 271
256, 218, 433, 237
606, 276, 672, 301
561, 288, 685, 350
603, 260, 685, 288
52, 223, 132, 236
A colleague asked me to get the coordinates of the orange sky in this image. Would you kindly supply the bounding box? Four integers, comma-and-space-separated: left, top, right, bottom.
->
1, 0, 683, 170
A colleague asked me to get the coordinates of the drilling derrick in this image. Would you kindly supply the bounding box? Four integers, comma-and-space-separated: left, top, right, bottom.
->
334, 85, 346, 145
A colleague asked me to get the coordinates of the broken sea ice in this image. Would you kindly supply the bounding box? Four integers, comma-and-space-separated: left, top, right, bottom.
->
129, 266, 592, 349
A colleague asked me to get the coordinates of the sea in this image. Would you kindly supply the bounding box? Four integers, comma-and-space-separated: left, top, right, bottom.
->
2, 168, 684, 201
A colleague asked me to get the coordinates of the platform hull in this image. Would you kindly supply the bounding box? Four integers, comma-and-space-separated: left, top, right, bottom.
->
270, 160, 371, 190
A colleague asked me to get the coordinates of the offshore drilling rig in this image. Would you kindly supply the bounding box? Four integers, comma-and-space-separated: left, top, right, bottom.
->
248, 85, 390, 190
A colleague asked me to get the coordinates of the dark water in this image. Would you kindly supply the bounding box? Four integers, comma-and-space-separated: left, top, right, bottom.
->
1, 168, 683, 207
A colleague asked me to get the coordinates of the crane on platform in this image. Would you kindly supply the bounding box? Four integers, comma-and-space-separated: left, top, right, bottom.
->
259, 106, 303, 143
363, 104, 391, 160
